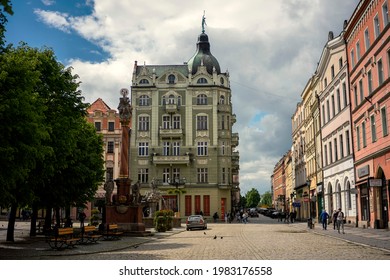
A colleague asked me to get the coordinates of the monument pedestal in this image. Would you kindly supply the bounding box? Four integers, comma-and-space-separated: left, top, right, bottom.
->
105, 205, 151, 236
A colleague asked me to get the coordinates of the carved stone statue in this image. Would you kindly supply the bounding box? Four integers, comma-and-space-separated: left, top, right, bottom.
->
104, 179, 114, 205
132, 181, 141, 205
118, 96, 132, 122
202, 11, 207, 33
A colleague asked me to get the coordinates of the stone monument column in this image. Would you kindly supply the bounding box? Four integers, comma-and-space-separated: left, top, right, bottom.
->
116, 88, 132, 202
104, 88, 148, 235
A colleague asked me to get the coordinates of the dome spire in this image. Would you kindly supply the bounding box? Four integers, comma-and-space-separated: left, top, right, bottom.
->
187, 12, 221, 75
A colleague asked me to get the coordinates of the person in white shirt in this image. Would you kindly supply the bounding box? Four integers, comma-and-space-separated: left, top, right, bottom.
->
336, 208, 345, 234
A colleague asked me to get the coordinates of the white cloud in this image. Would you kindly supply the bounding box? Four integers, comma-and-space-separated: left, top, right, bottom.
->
34, 9, 70, 33
41, 0, 55, 6
34, 0, 358, 195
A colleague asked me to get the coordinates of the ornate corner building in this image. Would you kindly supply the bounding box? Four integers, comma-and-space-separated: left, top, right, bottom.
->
129, 28, 240, 219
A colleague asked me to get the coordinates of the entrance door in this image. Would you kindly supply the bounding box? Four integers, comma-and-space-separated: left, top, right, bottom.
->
381, 184, 388, 228
221, 198, 226, 221
360, 186, 370, 221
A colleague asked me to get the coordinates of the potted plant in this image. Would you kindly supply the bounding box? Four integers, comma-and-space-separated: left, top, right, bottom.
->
154, 210, 174, 232
89, 209, 100, 226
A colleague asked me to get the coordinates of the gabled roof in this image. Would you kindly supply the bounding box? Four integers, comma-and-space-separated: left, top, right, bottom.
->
87, 98, 112, 114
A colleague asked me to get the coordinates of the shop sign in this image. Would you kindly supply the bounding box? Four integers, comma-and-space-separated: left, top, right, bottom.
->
358, 165, 369, 178
369, 179, 382, 187
292, 202, 301, 207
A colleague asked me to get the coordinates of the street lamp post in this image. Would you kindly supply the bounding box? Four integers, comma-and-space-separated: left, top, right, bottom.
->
168, 177, 186, 216
307, 179, 312, 228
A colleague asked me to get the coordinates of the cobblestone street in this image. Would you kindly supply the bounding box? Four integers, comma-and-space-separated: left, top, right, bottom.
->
78, 223, 390, 260
1, 215, 384, 260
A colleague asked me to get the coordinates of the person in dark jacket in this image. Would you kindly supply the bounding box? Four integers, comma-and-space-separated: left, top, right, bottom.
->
332, 210, 338, 230
320, 210, 329, 230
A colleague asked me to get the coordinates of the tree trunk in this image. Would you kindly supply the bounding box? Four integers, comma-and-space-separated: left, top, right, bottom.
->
44, 206, 52, 233
6, 204, 17, 242
55, 207, 61, 227
30, 205, 38, 237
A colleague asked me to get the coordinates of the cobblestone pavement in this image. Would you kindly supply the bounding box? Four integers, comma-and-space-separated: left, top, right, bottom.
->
2, 216, 389, 260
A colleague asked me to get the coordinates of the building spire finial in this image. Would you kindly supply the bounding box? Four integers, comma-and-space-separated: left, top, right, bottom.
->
202, 11, 207, 33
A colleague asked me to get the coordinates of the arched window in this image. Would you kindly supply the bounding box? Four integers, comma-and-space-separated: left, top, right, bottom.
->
219, 95, 225, 104
177, 95, 182, 106
328, 183, 333, 212
168, 74, 176, 84
197, 77, 207, 84
346, 181, 352, 209
168, 94, 175, 104
197, 94, 207, 105
336, 182, 342, 210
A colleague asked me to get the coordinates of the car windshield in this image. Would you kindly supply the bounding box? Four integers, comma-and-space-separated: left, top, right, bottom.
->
188, 216, 202, 221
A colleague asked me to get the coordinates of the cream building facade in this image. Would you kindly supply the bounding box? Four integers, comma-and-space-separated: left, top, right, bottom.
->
129, 28, 240, 219
317, 31, 356, 224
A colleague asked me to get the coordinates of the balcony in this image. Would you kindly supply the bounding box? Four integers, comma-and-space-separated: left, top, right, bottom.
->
232, 133, 239, 147
159, 128, 183, 138
165, 104, 178, 113
217, 104, 231, 113
152, 154, 190, 165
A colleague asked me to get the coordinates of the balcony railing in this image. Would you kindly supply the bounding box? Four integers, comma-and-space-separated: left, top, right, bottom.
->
232, 132, 239, 147
165, 104, 178, 113
152, 154, 190, 165
159, 128, 183, 138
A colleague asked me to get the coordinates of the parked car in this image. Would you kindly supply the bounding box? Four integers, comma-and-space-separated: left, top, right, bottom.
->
264, 208, 276, 217
249, 208, 259, 217
186, 215, 207, 231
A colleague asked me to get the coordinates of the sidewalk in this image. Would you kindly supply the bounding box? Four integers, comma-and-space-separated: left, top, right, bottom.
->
0, 221, 185, 260
291, 220, 390, 253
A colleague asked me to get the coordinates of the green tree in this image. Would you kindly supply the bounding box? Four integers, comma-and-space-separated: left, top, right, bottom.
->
245, 188, 261, 208
0, 44, 104, 241
0, 0, 13, 47
0, 44, 52, 241
28, 46, 104, 233
260, 191, 272, 207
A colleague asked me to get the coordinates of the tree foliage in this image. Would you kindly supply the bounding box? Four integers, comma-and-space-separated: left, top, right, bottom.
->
0, 44, 105, 241
260, 191, 272, 207
245, 188, 261, 208
0, 0, 13, 47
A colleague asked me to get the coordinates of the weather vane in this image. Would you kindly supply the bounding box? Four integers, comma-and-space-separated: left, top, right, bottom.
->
202, 10, 207, 33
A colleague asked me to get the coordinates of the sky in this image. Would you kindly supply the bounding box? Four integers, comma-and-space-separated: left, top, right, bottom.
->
5, 0, 359, 196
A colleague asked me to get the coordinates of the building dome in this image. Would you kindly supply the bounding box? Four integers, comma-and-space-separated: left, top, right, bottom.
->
187, 32, 221, 75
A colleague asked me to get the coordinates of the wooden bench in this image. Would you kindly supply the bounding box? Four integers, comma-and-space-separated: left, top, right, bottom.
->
46, 227, 80, 249
103, 224, 123, 240
80, 225, 102, 244
36, 220, 45, 233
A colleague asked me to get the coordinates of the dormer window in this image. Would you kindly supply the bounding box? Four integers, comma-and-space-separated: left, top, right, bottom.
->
139, 79, 149, 85
168, 74, 176, 84
197, 78, 208, 84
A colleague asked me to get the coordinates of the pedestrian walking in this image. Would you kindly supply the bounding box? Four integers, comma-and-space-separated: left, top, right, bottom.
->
336, 208, 345, 234
78, 210, 86, 228
332, 210, 338, 230
242, 212, 248, 224
213, 212, 219, 223
320, 209, 329, 230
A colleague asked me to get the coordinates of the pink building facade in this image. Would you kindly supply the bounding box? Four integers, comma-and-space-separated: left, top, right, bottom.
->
345, 0, 389, 228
